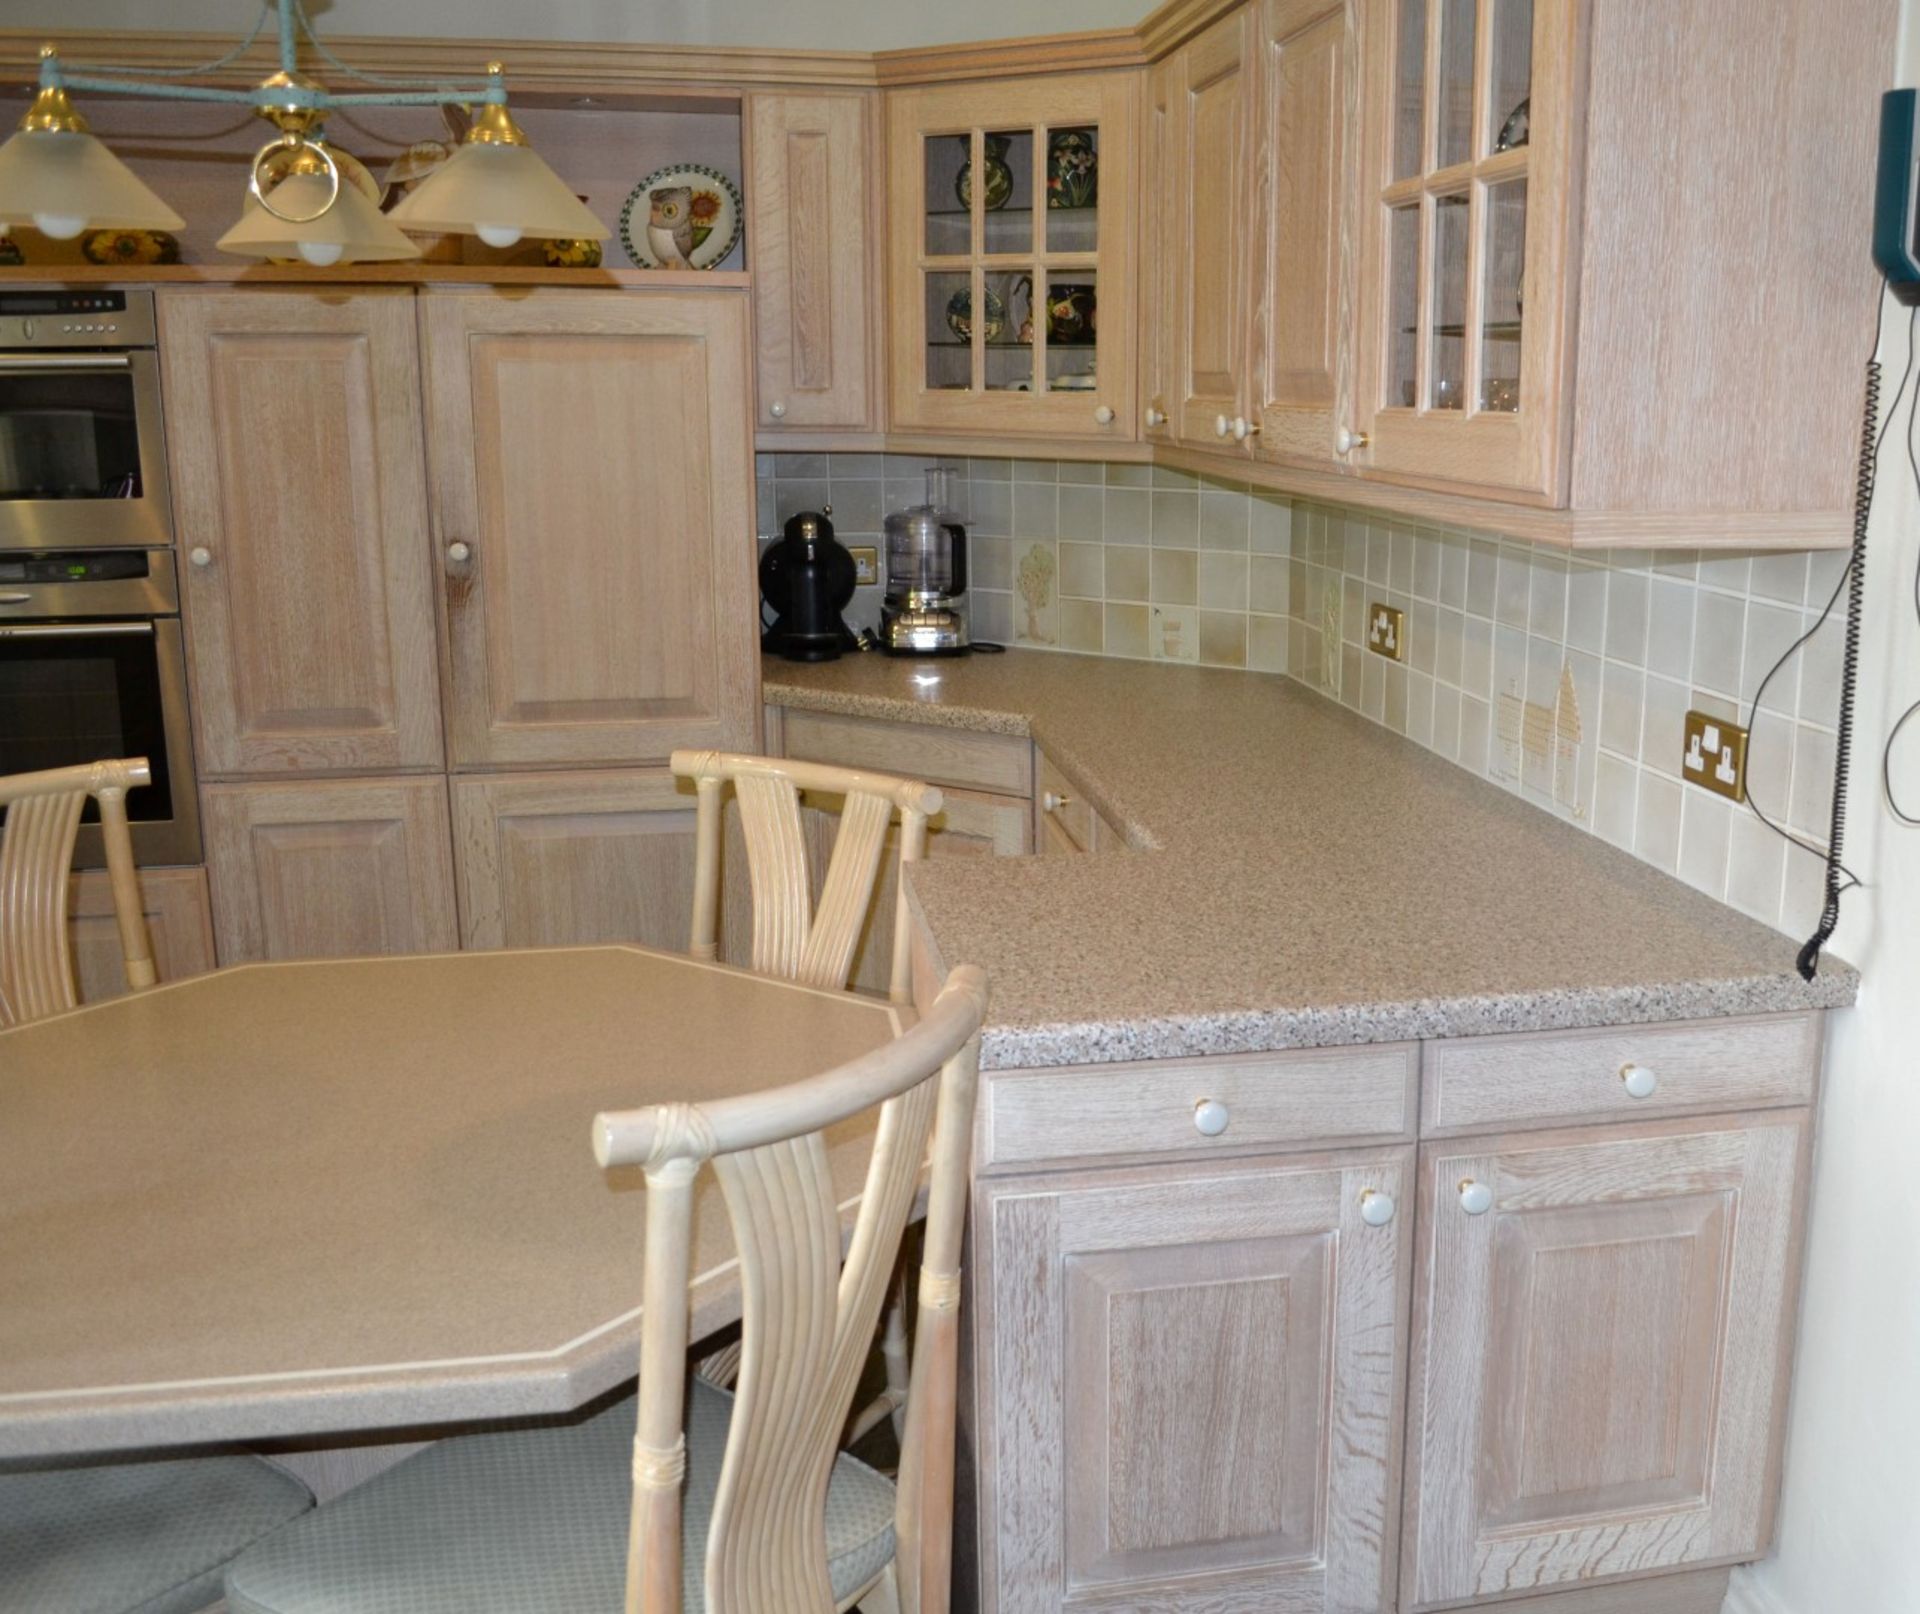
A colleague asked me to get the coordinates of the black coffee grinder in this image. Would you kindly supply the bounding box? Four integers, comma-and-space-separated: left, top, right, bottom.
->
760, 508, 860, 662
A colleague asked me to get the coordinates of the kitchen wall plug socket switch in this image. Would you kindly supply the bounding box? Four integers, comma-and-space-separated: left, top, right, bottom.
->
848, 546, 880, 587
1367, 602, 1406, 662
1683, 709, 1748, 802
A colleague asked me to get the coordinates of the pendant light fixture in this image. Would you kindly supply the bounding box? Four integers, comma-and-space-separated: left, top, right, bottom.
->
386, 81, 610, 250
0, 1, 608, 265
0, 58, 185, 240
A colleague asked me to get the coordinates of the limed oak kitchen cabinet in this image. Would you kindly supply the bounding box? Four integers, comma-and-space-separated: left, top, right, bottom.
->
158, 289, 442, 776
421, 289, 758, 769
66, 866, 215, 1003
885, 72, 1139, 444
747, 92, 883, 434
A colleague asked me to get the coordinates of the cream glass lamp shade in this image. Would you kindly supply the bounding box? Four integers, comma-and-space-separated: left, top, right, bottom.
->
0, 126, 184, 241
387, 140, 609, 246
217, 170, 421, 266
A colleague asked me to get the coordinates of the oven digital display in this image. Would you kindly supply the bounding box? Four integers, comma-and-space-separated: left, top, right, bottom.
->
0, 293, 127, 316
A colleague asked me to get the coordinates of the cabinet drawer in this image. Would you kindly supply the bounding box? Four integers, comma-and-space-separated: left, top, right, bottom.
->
982, 1042, 1417, 1169
1036, 751, 1094, 850
1421, 1012, 1822, 1135
779, 708, 1032, 797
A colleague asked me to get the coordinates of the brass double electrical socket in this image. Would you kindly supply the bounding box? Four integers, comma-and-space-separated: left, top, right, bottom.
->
1683, 710, 1748, 803
1367, 602, 1406, 662
848, 546, 880, 587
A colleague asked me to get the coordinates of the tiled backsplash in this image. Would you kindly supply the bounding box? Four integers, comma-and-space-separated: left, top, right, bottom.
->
761, 453, 1842, 939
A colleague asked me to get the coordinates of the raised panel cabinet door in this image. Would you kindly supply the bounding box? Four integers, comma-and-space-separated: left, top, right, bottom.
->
1173, 8, 1258, 453
1403, 1112, 1811, 1609
67, 865, 215, 1003
201, 777, 458, 963
798, 784, 1032, 996
1253, 0, 1358, 465
1139, 51, 1186, 443
978, 1149, 1411, 1612
421, 290, 759, 768
748, 92, 881, 431
451, 768, 713, 954
157, 290, 442, 776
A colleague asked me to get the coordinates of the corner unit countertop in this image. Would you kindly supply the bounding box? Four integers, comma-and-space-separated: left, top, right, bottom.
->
761, 651, 1854, 1070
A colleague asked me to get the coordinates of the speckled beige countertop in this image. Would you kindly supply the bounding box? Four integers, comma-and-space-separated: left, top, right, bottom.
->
763, 651, 1855, 1070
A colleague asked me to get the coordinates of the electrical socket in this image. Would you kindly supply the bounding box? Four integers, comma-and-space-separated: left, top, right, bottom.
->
1683, 710, 1748, 802
848, 546, 880, 587
1366, 602, 1406, 662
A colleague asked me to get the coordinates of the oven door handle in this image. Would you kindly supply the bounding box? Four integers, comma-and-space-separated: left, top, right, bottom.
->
0, 354, 135, 371
0, 620, 154, 638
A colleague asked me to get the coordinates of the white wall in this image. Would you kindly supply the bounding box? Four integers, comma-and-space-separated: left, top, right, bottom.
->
0, 0, 1150, 51
1728, 7, 1920, 1609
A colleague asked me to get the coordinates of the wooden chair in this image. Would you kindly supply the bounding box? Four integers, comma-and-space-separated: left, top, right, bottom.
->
0, 758, 156, 1029
672, 748, 944, 1005
222, 963, 989, 1614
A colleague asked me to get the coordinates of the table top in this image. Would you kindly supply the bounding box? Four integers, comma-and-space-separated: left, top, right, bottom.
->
0, 945, 902, 1461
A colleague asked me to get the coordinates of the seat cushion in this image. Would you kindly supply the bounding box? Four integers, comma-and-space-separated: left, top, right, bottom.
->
225, 1379, 897, 1614
0, 1453, 313, 1614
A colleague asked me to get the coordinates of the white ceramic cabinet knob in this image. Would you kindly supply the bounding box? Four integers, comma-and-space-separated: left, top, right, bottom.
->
187, 546, 213, 568
1214, 414, 1231, 439
1359, 1189, 1396, 1227
1334, 425, 1370, 455
446, 541, 472, 565
1229, 416, 1260, 441
1145, 406, 1167, 428
1042, 790, 1070, 812
1193, 1099, 1231, 1137
769, 400, 787, 419
1621, 1063, 1659, 1100
1094, 404, 1116, 425
1459, 1179, 1494, 1216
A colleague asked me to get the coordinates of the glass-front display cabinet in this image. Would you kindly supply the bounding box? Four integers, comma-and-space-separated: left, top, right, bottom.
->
886, 74, 1137, 439
1352, 0, 1576, 499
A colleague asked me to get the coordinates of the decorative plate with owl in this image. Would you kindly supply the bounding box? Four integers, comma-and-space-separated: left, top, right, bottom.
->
619, 164, 743, 271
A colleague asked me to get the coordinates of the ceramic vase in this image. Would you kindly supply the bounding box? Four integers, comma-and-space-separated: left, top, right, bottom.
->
956, 135, 1015, 212
1047, 129, 1098, 209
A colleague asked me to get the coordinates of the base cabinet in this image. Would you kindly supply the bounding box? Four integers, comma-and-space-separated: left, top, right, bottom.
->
1402, 1113, 1809, 1609
67, 865, 215, 1003
975, 1149, 1411, 1612
202, 777, 458, 964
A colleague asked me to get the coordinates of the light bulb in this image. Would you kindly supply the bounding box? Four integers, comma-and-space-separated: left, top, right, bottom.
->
297, 240, 345, 267
476, 223, 522, 249
33, 213, 87, 241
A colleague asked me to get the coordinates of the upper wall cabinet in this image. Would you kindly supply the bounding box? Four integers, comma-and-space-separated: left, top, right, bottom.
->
1139, 55, 1184, 445
1250, 0, 1359, 466
159, 290, 443, 777
1350, 0, 1574, 499
886, 72, 1139, 443
419, 289, 759, 769
1339, 0, 1895, 540
747, 92, 882, 434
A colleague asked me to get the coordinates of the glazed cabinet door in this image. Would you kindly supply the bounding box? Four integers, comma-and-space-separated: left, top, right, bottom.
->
1171, 7, 1259, 454
885, 72, 1138, 442
421, 290, 758, 768
1349, 0, 1576, 496
978, 1148, 1410, 1612
1403, 1112, 1810, 1609
158, 290, 442, 776
67, 865, 214, 1002
1252, 0, 1360, 466
201, 776, 458, 963
748, 92, 882, 432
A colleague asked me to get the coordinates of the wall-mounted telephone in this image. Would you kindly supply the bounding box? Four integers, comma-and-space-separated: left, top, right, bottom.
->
1874, 89, 1920, 287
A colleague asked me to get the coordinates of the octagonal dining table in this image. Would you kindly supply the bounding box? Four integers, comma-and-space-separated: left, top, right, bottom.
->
0, 944, 904, 1462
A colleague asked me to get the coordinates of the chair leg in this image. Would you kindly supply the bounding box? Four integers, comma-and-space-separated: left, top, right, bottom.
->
858, 1561, 901, 1614
880, 1270, 911, 1447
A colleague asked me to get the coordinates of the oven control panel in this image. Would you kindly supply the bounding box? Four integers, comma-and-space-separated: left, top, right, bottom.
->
0, 289, 156, 349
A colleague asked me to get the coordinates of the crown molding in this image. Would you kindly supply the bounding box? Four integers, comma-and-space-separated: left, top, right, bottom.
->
1135, 0, 1250, 58
873, 28, 1146, 85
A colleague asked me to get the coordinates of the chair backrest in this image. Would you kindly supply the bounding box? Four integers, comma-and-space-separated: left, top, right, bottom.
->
593, 962, 988, 1614
0, 758, 155, 1030
671, 749, 944, 1003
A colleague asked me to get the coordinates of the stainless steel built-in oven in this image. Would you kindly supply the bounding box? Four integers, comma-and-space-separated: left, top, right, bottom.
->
0, 289, 172, 552
0, 549, 199, 867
